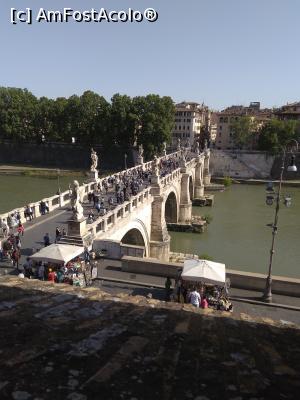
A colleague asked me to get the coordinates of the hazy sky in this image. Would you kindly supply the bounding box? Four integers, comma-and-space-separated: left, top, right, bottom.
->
1, 0, 299, 109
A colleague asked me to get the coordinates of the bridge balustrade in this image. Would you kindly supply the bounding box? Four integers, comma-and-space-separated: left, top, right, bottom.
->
84, 187, 152, 238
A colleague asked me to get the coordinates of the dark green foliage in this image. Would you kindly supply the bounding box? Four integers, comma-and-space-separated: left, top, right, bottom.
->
223, 176, 232, 186
230, 116, 258, 149
0, 87, 175, 158
258, 119, 300, 154
198, 253, 214, 261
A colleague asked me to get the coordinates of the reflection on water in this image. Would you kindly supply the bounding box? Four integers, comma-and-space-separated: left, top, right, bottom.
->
170, 184, 300, 278
0, 175, 84, 214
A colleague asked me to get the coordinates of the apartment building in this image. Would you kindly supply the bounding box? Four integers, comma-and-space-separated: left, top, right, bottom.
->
275, 102, 300, 121
214, 102, 273, 150
172, 102, 209, 147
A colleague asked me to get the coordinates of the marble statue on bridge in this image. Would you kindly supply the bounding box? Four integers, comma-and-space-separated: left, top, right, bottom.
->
90, 148, 98, 172
138, 144, 144, 157
152, 155, 160, 177
177, 138, 181, 151
70, 180, 84, 221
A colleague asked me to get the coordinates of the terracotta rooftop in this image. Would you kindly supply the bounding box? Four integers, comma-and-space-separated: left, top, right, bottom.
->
0, 276, 299, 400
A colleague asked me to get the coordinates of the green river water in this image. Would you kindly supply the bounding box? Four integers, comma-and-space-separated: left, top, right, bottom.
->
0, 175, 84, 214
0, 176, 299, 278
170, 184, 300, 279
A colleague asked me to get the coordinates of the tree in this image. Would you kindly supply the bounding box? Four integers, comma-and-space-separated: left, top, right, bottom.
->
258, 119, 300, 154
230, 116, 258, 149
133, 95, 175, 158
109, 94, 138, 148
0, 87, 38, 141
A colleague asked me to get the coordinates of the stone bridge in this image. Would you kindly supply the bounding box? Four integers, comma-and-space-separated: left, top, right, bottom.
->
0, 149, 211, 262
84, 149, 211, 261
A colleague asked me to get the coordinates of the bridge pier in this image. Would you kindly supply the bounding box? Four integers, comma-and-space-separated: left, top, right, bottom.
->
150, 191, 170, 261
204, 150, 211, 185
150, 239, 170, 261
178, 202, 192, 223
178, 172, 192, 223
194, 185, 205, 197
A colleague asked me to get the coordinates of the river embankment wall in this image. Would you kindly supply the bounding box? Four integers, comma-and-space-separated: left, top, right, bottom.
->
210, 150, 274, 178
210, 150, 300, 180
120, 256, 300, 297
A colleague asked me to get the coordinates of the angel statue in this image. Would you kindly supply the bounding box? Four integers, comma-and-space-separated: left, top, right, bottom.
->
70, 180, 84, 220
138, 144, 144, 157
90, 148, 98, 172
152, 155, 160, 177
162, 142, 167, 156
195, 141, 200, 155
177, 138, 181, 151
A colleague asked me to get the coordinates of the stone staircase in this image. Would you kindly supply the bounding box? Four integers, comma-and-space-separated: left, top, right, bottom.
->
58, 235, 85, 247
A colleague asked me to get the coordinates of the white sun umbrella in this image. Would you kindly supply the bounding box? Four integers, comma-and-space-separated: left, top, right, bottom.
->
30, 244, 84, 264
182, 259, 226, 285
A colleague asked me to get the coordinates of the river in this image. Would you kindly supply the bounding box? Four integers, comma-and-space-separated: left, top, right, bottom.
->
170, 184, 300, 278
0, 174, 84, 214
1, 176, 299, 278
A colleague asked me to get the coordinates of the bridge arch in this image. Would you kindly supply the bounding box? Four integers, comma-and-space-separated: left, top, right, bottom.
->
119, 219, 150, 257
163, 186, 180, 224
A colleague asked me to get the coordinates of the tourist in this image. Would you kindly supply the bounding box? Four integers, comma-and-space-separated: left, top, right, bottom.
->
87, 212, 94, 223
201, 296, 209, 309
84, 247, 90, 263
11, 248, 20, 269
47, 268, 57, 282
16, 235, 22, 250
40, 201, 47, 215
17, 222, 24, 236
44, 233, 50, 247
188, 287, 201, 308
56, 268, 65, 283
25, 205, 34, 221
37, 262, 45, 281
55, 227, 61, 243
0, 218, 8, 237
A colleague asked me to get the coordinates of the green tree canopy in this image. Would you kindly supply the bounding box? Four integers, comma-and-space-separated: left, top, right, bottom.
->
258, 119, 300, 153
109, 94, 138, 148
230, 116, 258, 149
0, 87, 175, 155
0, 87, 38, 141
133, 95, 175, 158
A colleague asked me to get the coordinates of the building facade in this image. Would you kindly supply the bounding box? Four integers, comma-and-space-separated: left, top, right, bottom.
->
275, 102, 300, 121
172, 102, 209, 148
214, 102, 273, 150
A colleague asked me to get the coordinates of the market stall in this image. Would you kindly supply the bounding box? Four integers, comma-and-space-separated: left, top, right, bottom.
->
29, 244, 89, 286
30, 244, 84, 264
175, 259, 232, 311
181, 259, 226, 286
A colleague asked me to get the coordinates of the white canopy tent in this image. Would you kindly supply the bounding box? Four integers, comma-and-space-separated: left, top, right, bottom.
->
30, 244, 84, 264
182, 259, 226, 286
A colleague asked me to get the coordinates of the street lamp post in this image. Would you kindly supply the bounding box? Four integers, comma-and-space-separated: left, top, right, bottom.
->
124, 153, 127, 170
262, 140, 298, 302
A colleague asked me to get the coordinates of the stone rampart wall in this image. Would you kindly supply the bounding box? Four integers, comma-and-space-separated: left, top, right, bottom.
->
0, 142, 131, 170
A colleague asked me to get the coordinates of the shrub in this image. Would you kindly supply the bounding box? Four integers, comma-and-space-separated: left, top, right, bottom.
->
203, 214, 213, 224
223, 176, 232, 187
198, 253, 214, 261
